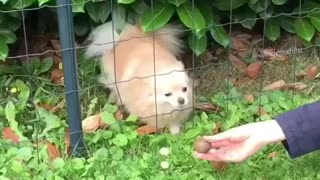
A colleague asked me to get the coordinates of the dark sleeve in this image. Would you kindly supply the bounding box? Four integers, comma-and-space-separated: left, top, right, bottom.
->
275, 100, 320, 158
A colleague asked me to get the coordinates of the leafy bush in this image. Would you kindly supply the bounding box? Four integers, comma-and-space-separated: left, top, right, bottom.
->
1, 0, 320, 59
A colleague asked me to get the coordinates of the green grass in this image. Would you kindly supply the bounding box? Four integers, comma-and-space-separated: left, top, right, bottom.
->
0, 50, 319, 180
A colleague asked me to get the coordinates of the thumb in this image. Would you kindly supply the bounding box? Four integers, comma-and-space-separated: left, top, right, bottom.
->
203, 127, 251, 143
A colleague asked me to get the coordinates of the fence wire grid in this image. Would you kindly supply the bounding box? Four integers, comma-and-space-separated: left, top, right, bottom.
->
0, 0, 320, 177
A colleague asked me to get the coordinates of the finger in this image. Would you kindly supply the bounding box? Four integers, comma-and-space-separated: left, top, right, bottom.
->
211, 140, 231, 148
194, 151, 231, 162
203, 129, 250, 143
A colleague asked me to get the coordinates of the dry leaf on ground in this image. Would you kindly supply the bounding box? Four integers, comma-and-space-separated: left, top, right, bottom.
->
306, 66, 319, 79
195, 102, 223, 113
65, 128, 71, 156
136, 125, 160, 135
231, 37, 250, 51
2, 127, 20, 144
47, 142, 61, 161
263, 80, 307, 91
246, 61, 264, 79
229, 53, 248, 73
259, 48, 289, 62
268, 152, 278, 159
263, 80, 286, 91
51, 69, 64, 85
211, 122, 227, 171
258, 107, 268, 116
82, 114, 106, 133
37, 100, 65, 114
244, 94, 255, 103
50, 40, 62, 57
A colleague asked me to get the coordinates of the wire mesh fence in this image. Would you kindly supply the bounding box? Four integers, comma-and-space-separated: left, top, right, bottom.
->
0, 0, 320, 178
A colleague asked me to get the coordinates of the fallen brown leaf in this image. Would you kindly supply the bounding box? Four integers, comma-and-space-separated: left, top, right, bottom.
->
231, 37, 250, 51
236, 33, 253, 40
237, 49, 252, 59
259, 48, 289, 62
263, 80, 286, 91
211, 122, 227, 171
306, 66, 319, 79
284, 82, 307, 91
244, 94, 254, 103
246, 61, 264, 79
51, 68, 64, 85
263, 80, 307, 91
37, 103, 55, 111
229, 53, 248, 73
195, 102, 223, 114
50, 40, 62, 57
268, 151, 278, 159
213, 122, 222, 134
258, 107, 268, 116
215, 48, 224, 56
136, 125, 160, 135
2, 127, 20, 144
82, 114, 103, 133
47, 142, 61, 161
65, 128, 71, 156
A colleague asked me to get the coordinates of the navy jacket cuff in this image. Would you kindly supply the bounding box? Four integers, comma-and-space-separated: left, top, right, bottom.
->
275, 101, 320, 158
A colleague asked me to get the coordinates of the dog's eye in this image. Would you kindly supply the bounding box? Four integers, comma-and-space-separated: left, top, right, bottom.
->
164, 92, 172, 97
182, 87, 187, 92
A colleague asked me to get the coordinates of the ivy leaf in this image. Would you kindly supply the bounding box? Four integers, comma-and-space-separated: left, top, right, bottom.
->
0, 36, 9, 60
248, 0, 271, 13
85, 1, 110, 23
109, 146, 124, 160
37, 107, 61, 136
38, 0, 50, 6
213, 0, 248, 11
72, 0, 86, 13
112, 4, 127, 34
197, 1, 214, 26
111, 134, 128, 147
168, 0, 186, 7
5, 101, 17, 129
38, 57, 54, 74
188, 33, 207, 56
294, 18, 315, 42
265, 18, 280, 42
117, 0, 136, 4
142, 2, 175, 32
17, 147, 32, 161
210, 24, 230, 48
0, 29, 17, 44
132, 0, 148, 14
0, 0, 9, 4
307, 13, 320, 32
272, 0, 287, 5
280, 16, 295, 33
177, 2, 206, 31
233, 7, 257, 29
9, 0, 36, 9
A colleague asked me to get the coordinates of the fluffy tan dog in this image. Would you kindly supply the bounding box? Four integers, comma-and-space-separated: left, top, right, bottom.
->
85, 21, 193, 134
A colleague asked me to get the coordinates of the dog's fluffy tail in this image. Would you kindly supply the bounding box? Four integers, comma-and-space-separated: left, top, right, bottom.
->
84, 21, 121, 58
85, 21, 185, 58
153, 23, 185, 56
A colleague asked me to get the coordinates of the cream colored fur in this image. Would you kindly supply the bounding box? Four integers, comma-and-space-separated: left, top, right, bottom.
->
85, 21, 193, 134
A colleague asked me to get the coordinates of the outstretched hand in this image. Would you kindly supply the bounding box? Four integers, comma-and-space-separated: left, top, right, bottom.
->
194, 120, 286, 163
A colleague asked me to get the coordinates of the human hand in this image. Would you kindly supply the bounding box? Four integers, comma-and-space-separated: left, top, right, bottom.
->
194, 120, 286, 163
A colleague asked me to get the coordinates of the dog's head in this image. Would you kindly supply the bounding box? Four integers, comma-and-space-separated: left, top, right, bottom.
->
147, 69, 193, 109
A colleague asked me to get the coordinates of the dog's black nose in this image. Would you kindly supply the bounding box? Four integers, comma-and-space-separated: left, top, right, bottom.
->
177, 97, 185, 105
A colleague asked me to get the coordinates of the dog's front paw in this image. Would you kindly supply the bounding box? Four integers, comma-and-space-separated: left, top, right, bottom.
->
169, 125, 180, 135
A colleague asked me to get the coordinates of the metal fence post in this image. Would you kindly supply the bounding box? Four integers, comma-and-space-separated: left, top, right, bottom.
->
56, 0, 87, 157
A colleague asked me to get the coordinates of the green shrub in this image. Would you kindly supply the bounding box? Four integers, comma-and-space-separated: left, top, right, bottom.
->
1, 0, 320, 60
